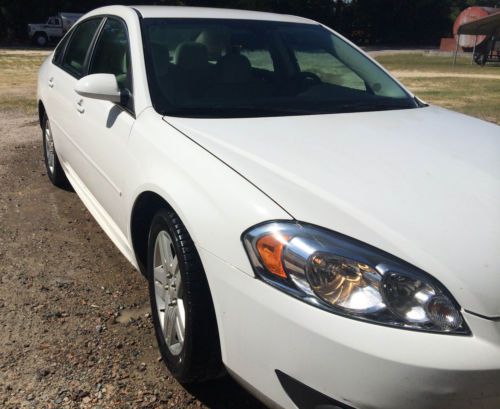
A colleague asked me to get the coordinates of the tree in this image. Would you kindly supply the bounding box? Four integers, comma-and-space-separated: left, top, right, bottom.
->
349, 0, 453, 44
1, 0, 491, 45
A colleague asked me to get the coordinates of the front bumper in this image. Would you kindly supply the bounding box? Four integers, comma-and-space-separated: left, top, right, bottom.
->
201, 249, 500, 409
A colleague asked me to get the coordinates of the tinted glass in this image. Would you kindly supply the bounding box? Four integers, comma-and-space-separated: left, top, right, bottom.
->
53, 33, 71, 65
294, 50, 366, 91
62, 19, 101, 78
89, 18, 133, 94
142, 19, 417, 118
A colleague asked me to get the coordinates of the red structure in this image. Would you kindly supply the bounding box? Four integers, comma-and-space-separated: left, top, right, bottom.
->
453, 6, 498, 49
440, 6, 499, 51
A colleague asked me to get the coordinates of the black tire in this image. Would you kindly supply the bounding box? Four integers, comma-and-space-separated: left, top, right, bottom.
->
478, 53, 488, 66
474, 52, 487, 66
33, 33, 48, 47
42, 114, 70, 189
147, 208, 223, 383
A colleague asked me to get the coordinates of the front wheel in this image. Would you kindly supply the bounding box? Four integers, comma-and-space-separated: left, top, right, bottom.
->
147, 208, 223, 383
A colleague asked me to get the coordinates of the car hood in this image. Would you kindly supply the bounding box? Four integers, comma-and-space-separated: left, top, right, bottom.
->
165, 106, 500, 318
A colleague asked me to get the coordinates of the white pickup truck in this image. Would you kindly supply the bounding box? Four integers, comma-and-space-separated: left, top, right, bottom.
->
28, 13, 82, 46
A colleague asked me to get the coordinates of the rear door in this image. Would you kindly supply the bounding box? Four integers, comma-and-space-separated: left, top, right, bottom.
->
44, 18, 103, 179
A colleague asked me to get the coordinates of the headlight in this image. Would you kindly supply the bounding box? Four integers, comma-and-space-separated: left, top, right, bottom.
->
242, 221, 469, 335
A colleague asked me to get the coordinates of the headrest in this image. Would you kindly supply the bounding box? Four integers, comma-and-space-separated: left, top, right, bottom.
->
174, 42, 208, 70
93, 39, 127, 74
151, 43, 170, 77
218, 53, 252, 84
196, 29, 229, 60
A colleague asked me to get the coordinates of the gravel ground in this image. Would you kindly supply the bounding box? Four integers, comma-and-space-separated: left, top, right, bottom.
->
0, 110, 266, 408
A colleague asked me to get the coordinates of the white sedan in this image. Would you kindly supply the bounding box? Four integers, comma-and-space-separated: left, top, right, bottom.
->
37, 5, 500, 409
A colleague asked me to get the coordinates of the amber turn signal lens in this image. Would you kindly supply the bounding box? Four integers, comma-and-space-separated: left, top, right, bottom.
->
256, 234, 289, 278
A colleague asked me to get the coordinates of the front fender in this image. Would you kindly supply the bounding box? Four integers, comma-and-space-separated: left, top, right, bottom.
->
125, 108, 292, 276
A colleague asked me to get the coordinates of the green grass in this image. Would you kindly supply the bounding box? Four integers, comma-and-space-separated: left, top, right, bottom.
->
0, 53, 46, 114
0, 53, 46, 69
0, 96, 37, 112
375, 53, 500, 75
404, 77, 500, 124
375, 53, 500, 124
0, 51, 498, 124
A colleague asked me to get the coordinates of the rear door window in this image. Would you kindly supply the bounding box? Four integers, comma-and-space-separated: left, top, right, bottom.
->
53, 33, 71, 66
61, 18, 101, 78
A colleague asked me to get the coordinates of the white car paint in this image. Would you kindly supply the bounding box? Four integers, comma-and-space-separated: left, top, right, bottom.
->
37, 5, 500, 409
167, 107, 500, 318
75, 73, 122, 102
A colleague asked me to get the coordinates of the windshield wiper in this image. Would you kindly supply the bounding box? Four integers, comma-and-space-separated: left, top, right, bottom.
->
160, 100, 416, 118
334, 101, 415, 113
162, 105, 321, 118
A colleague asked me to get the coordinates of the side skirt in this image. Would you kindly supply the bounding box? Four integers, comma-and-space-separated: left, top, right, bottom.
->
60, 159, 139, 270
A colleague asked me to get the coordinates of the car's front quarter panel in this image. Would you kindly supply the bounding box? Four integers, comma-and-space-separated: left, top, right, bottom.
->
126, 108, 294, 369
126, 108, 291, 276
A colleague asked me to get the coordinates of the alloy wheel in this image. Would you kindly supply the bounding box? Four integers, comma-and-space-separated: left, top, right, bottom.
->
44, 122, 55, 175
153, 230, 185, 356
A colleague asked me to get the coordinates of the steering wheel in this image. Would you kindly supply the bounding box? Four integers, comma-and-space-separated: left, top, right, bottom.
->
299, 71, 322, 85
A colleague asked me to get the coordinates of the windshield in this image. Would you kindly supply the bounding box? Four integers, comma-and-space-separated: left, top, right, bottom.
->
142, 18, 418, 118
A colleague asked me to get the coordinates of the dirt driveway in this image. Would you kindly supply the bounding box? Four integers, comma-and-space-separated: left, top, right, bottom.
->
0, 109, 266, 408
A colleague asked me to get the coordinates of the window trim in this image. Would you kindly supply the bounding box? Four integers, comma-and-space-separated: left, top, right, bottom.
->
88, 16, 134, 93
52, 34, 70, 66
53, 14, 136, 117
87, 16, 136, 116
52, 26, 77, 67
82, 18, 107, 78
56, 17, 105, 79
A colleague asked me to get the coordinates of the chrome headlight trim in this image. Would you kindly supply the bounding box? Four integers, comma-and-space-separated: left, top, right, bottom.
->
242, 220, 470, 335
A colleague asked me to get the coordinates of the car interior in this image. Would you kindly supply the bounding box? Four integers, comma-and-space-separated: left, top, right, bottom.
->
89, 21, 131, 92
151, 30, 276, 106
144, 21, 414, 117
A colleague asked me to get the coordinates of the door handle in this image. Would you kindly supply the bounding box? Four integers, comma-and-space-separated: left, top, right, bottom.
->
48, 77, 55, 88
75, 98, 85, 114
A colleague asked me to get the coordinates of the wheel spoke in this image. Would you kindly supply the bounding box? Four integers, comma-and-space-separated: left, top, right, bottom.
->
153, 229, 185, 356
164, 304, 178, 345
174, 268, 182, 294
157, 233, 169, 267
155, 280, 166, 305
154, 265, 166, 285
169, 255, 179, 277
176, 299, 185, 343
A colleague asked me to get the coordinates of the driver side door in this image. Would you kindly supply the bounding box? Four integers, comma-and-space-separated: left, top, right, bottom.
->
72, 17, 136, 235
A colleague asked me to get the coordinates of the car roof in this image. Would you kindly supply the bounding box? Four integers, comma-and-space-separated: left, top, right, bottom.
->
131, 5, 316, 24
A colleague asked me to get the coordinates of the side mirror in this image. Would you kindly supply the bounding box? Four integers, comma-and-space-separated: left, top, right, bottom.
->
75, 73, 121, 103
